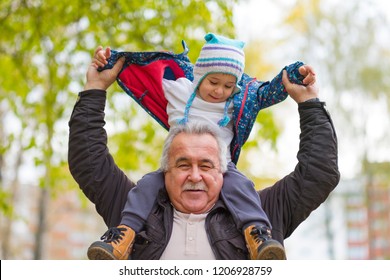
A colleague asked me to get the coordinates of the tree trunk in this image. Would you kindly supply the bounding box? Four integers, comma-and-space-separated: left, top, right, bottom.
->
34, 185, 49, 259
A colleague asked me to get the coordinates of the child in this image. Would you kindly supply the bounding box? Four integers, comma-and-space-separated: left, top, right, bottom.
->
87, 33, 315, 260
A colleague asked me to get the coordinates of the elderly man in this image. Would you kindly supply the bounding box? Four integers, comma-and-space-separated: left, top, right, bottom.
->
68, 54, 340, 260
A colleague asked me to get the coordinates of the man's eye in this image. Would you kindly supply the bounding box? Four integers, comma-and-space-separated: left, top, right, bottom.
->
177, 164, 190, 170
200, 165, 212, 171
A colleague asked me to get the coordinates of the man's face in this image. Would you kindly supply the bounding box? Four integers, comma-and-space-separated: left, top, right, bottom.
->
164, 132, 223, 214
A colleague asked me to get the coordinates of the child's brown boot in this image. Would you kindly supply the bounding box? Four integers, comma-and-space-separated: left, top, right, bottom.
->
244, 225, 286, 260
87, 225, 135, 260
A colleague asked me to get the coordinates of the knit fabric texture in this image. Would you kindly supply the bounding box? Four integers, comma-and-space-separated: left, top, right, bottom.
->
192, 33, 245, 94
177, 33, 246, 127
98, 40, 305, 163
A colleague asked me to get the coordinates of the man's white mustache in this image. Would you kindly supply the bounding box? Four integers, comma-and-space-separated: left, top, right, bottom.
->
183, 182, 208, 191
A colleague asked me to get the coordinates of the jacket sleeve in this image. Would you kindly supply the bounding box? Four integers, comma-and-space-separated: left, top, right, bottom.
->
259, 101, 340, 244
256, 61, 305, 110
68, 89, 135, 227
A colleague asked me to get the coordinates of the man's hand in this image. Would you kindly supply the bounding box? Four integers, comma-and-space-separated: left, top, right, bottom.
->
283, 65, 319, 103
299, 65, 316, 86
84, 46, 125, 91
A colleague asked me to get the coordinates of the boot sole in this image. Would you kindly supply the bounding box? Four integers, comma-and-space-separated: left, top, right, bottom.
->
257, 242, 287, 260
87, 245, 115, 260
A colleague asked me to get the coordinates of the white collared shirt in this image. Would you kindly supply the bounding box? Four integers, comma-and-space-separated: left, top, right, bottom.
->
159, 208, 216, 260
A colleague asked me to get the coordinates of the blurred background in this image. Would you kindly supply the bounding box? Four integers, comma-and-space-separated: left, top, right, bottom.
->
0, 0, 389, 259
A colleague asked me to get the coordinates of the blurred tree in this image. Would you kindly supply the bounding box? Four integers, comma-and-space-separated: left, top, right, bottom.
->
277, 0, 390, 259
0, 0, 246, 259
235, 40, 285, 183
282, 0, 390, 169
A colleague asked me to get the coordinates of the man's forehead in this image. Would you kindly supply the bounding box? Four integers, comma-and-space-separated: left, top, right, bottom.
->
169, 132, 219, 158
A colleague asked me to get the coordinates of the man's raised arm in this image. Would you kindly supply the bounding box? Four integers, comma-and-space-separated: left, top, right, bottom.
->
259, 67, 340, 244
68, 49, 132, 227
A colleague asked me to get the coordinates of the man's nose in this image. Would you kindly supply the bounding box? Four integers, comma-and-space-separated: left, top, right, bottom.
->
188, 166, 202, 182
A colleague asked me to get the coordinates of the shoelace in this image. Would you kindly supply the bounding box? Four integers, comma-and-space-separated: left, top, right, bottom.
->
250, 227, 271, 244
100, 227, 126, 244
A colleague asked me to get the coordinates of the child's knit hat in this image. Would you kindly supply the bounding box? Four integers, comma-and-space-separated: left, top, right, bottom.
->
177, 33, 246, 127
193, 33, 245, 94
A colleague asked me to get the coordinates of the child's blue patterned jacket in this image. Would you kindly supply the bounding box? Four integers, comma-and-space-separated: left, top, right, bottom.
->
102, 41, 304, 164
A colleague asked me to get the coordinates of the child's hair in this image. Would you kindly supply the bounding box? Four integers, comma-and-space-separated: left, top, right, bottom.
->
177, 33, 245, 127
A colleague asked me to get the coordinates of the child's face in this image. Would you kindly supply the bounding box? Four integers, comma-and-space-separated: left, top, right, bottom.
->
197, 73, 236, 103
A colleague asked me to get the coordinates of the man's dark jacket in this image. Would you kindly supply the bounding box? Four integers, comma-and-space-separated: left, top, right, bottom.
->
68, 90, 340, 259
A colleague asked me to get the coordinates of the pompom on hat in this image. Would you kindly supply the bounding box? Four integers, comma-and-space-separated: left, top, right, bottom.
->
177, 33, 246, 127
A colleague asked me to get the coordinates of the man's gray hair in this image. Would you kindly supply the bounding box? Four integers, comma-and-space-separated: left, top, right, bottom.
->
160, 121, 228, 173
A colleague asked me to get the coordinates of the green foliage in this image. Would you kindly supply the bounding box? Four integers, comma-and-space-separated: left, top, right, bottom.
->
0, 189, 13, 217
243, 110, 280, 150
0, 0, 248, 224
0, 0, 246, 258
106, 101, 167, 174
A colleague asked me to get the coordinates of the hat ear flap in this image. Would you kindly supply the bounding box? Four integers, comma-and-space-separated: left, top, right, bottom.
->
176, 91, 197, 125
217, 97, 233, 127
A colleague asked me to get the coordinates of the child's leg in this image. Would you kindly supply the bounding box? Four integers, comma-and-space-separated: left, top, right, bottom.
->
220, 162, 271, 232
120, 169, 165, 232
87, 169, 165, 260
221, 162, 286, 260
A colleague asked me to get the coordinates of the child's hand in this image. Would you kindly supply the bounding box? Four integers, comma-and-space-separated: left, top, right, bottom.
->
91, 46, 111, 68
299, 65, 316, 86
282, 67, 319, 103
84, 47, 124, 91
